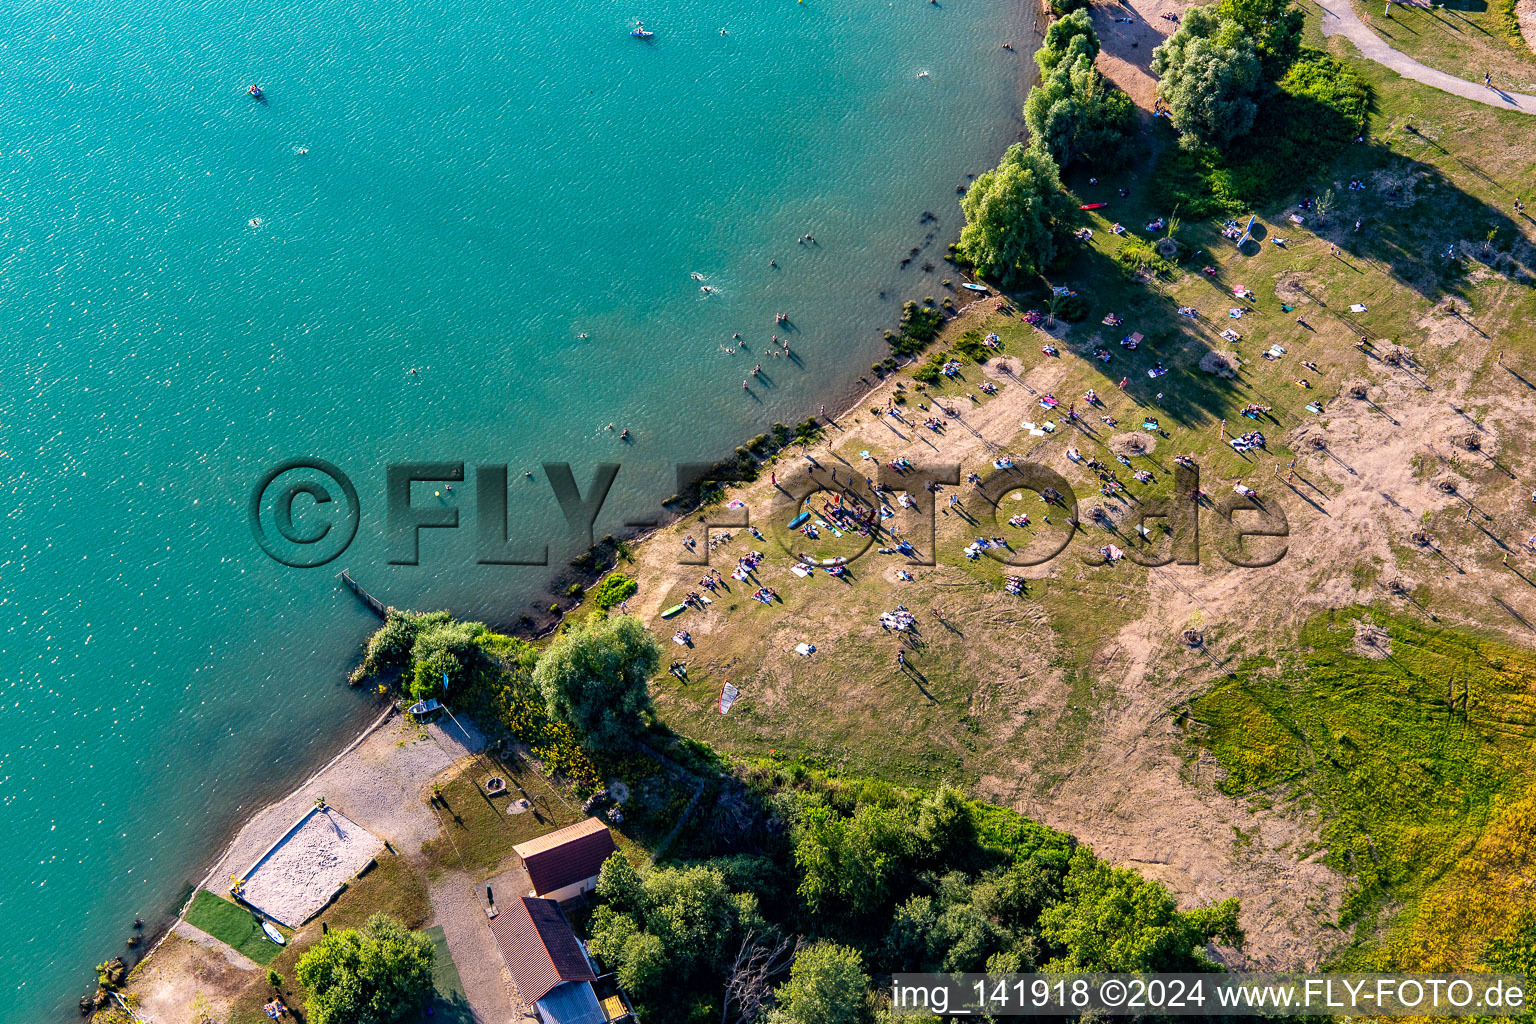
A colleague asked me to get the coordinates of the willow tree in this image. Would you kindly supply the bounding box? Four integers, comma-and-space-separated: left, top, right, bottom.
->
956, 144, 1070, 287
1151, 6, 1263, 150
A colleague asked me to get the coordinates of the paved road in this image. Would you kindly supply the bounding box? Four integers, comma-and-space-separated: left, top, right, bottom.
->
1317, 0, 1536, 112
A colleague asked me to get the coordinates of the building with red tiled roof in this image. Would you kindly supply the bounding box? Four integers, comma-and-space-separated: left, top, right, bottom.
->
513, 817, 615, 902
487, 897, 605, 1023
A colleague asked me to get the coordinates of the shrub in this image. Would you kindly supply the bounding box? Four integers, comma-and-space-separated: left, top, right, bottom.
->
1057, 294, 1088, 322
952, 329, 991, 362
1114, 236, 1179, 278
591, 572, 639, 610
1050, 0, 1090, 13
887, 301, 946, 357
911, 353, 946, 384
1151, 49, 1367, 215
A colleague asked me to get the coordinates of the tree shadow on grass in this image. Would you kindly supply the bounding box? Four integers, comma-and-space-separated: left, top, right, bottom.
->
1007, 242, 1247, 431
1329, 146, 1536, 300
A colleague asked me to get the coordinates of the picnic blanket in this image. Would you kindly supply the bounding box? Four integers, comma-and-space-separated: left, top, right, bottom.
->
719, 683, 740, 714
794, 643, 816, 656
790, 564, 812, 578
1349, 304, 1367, 313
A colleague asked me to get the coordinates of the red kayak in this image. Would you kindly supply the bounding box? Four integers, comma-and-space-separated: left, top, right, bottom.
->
1080, 202, 1107, 210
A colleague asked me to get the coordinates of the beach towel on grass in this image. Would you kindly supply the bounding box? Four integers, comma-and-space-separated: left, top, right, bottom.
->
719, 683, 740, 714
790, 564, 812, 578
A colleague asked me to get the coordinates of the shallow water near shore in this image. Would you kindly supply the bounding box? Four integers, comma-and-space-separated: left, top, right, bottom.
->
0, 0, 1034, 1015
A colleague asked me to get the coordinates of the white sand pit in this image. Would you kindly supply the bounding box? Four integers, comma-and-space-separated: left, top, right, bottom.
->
241, 807, 384, 927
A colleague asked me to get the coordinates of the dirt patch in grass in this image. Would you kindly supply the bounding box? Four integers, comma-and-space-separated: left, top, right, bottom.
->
1200, 351, 1242, 377
1352, 619, 1393, 659
1110, 431, 1157, 455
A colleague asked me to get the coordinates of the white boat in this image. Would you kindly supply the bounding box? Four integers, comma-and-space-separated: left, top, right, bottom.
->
631, 22, 653, 37
407, 698, 441, 716
961, 283, 989, 292
262, 921, 286, 945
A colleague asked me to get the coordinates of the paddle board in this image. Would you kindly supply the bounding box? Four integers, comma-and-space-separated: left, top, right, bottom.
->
263, 921, 286, 945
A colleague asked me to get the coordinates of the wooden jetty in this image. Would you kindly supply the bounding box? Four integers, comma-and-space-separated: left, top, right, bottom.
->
337, 570, 390, 620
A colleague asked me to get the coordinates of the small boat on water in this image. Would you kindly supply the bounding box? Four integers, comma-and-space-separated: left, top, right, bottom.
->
262, 921, 286, 945
248, 84, 264, 98
631, 21, 654, 37
961, 283, 990, 293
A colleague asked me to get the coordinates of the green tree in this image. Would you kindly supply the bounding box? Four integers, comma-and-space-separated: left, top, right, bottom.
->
410, 616, 487, 700
294, 914, 434, 1024
914, 783, 978, 864
640, 864, 743, 972
1040, 849, 1243, 971
883, 895, 940, 969
596, 852, 647, 916
1214, 0, 1303, 75
794, 803, 912, 920
1024, 54, 1136, 169
614, 931, 669, 994
955, 144, 1070, 286
1151, 6, 1263, 150
535, 614, 660, 749
769, 942, 871, 1024
1036, 10, 1099, 74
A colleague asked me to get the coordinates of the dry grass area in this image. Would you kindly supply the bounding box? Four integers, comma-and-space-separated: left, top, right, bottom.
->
603, 33, 1536, 967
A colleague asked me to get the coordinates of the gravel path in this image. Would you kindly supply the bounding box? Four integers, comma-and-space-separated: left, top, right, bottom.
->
205, 711, 485, 897
428, 865, 532, 1023
1318, 0, 1536, 112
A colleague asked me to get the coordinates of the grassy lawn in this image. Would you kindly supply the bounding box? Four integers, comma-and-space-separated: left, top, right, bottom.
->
420, 751, 588, 877
184, 889, 286, 966
1351, 0, 1536, 92
1185, 609, 1536, 942
423, 925, 474, 1024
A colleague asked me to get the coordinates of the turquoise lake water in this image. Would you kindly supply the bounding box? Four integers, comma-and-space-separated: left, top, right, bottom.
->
0, 0, 1035, 1015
